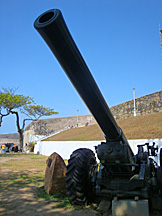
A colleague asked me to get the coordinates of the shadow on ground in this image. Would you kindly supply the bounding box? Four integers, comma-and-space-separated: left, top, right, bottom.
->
0, 169, 97, 216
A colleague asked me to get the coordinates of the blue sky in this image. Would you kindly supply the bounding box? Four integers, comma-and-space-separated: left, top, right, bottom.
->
0, 0, 162, 134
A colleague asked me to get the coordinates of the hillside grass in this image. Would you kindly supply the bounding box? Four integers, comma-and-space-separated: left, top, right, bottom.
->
45, 112, 162, 141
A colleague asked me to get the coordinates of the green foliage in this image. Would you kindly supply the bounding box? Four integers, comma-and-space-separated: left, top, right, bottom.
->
0, 88, 58, 135
0, 88, 58, 148
28, 142, 37, 152
0, 89, 58, 119
0, 92, 33, 111
22, 104, 58, 119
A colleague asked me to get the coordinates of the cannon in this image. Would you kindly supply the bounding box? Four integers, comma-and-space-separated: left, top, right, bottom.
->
34, 9, 162, 215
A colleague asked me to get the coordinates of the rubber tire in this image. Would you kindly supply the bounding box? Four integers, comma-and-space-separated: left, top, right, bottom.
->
65, 148, 97, 205
160, 148, 162, 168
157, 148, 162, 193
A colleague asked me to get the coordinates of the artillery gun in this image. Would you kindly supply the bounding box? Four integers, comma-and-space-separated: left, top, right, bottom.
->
34, 9, 162, 215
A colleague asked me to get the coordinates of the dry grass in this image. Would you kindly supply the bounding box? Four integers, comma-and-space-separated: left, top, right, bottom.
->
0, 154, 95, 215
45, 112, 162, 141
118, 111, 162, 139
45, 124, 105, 141
0, 153, 48, 172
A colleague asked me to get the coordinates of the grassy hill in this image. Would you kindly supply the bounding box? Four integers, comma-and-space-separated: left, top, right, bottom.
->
45, 112, 162, 141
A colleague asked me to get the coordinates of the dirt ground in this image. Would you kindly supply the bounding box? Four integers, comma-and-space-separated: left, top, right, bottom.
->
0, 157, 98, 216
0, 156, 161, 216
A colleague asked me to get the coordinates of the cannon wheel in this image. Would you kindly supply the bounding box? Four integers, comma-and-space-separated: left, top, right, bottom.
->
160, 148, 162, 168
65, 148, 97, 205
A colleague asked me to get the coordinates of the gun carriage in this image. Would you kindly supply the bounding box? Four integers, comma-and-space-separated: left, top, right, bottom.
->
34, 9, 162, 215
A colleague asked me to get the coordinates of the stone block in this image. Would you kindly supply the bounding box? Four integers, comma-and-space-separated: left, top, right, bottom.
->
44, 152, 67, 194
112, 198, 149, 216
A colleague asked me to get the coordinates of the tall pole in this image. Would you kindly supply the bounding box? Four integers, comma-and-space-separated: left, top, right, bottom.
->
159, 23, 162, 62
133, 88, 136, 117
77, 109, 79, 127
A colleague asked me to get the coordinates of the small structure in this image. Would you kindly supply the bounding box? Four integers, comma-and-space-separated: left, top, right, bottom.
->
44, 152, 67, 194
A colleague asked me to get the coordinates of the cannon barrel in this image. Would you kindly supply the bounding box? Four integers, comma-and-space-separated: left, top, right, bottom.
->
34, 9, 131, 148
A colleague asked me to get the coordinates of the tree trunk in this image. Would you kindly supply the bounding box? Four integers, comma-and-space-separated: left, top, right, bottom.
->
0, 112, 10, 127
10, 111, 24, 149
10, 110, 34, 150
19, 130, 24, 150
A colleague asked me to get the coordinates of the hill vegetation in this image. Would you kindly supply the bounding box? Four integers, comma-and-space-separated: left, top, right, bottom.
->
44, 112, 162, 141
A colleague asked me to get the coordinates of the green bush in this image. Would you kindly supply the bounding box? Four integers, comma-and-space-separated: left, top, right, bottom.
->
28, 142, 36, 152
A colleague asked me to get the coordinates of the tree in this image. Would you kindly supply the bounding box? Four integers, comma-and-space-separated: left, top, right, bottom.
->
0, 88, 58, 149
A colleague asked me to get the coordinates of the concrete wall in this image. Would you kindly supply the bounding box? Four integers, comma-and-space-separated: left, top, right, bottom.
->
1, 91, 161, 146
25, 90, 162, 145
0, 133, 19, 145
111, 90, 162, 120
24, 130, 33, 145
34, 139, 162, 165
34, 140, 102, 160
24, 115, 96, 144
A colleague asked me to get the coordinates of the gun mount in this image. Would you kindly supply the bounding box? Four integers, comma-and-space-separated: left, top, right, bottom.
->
34, 9, 162, 215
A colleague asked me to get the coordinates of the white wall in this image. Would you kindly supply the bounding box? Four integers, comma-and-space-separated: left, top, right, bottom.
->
34, 139, 162, 165
34, 140, 101, 160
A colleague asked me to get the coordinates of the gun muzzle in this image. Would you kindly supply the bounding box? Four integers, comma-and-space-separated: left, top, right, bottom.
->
34, 9, 129, 144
